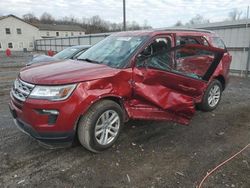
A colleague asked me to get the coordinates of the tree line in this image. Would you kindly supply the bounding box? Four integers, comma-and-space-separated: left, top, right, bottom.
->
21, 8, 247, 34
22, 12, 152, 34
174, 8, 247, 27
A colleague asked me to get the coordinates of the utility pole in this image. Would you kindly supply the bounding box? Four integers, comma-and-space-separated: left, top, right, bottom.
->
123, 0, 126, 31
247, 5, 249, 19
246, 5, 250, 77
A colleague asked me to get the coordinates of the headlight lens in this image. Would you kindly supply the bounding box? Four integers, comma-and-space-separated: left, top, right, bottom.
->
29, 84, 77, 101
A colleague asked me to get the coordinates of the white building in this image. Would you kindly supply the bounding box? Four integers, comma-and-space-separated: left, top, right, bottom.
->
0, 15, 86, 51
0, 15, 40, 51
35, 23, 85, 38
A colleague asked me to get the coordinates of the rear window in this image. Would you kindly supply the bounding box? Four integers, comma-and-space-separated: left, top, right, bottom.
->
176, 36, 209, 46
211, 37, 226, 50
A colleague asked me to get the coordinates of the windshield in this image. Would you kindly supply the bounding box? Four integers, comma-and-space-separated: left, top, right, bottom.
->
77, 35, 147, 68
53, 47, 79, 59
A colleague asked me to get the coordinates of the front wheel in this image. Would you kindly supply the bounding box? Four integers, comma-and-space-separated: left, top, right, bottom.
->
197, 79, 222, 112
77, 100, 123, 153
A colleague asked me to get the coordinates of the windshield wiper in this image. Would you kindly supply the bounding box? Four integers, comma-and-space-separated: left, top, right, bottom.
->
77, 58, 100, 64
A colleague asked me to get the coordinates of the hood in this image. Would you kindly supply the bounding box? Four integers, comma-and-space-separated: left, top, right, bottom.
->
19, 59, 120, 85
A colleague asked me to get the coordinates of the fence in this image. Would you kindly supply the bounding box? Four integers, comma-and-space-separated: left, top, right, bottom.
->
35, 33, 110, 52
35, 20, 250, 76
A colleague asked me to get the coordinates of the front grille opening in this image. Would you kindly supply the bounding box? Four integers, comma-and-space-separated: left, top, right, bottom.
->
11, 79, 35, 102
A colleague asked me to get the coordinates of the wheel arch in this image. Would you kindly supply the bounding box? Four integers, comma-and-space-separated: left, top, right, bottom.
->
214, 75, 225, 90
74, 95, 128, 131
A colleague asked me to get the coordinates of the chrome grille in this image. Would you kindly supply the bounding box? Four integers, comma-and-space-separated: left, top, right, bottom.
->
11, 79, 35, 102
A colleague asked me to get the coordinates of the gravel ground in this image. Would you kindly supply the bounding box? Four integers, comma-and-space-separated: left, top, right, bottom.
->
0, 53, 249, 188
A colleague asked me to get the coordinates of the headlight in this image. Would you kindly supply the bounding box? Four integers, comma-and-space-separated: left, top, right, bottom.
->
29, 84, 77, 101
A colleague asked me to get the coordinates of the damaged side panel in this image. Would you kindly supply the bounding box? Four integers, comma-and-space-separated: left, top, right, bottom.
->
75, 70, 132, 117
129, 68, 198, 125
128, 44, 225, 125
76, 45, 225, 126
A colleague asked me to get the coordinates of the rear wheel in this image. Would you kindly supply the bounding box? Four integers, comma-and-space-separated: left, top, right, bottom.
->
77, 100, 123, 153
197, 79, 222, 111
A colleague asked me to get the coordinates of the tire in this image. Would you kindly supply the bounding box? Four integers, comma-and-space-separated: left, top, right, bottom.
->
197, 79, 222, 112
77, 100, 123, 153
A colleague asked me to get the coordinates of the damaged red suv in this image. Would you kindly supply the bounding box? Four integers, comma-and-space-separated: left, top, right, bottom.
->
9, 29, 231, 152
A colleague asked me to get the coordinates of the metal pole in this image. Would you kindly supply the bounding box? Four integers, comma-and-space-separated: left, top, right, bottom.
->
247, 6, 249, 19
55, 39, 57, 52
123, 0, 126, 31
246, 42, 250, 77
245, 6, 250, 77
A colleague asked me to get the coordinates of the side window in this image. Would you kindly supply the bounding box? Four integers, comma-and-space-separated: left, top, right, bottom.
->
176, 36, 209, 58
136, 37, 172, 71
211, 37, 226, 49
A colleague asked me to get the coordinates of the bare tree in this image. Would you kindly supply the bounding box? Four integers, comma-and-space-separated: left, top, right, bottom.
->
187, 14, 210, 26
60, 15, 79, 25
109, 23, 123, 31
228, 8, 243, 21
142, 20, 152, 29
174, 20, 183, 27
127, 21, 140, 30
40, 12, 55, 24
21, 12, 152, 34
22, 13, 39, 23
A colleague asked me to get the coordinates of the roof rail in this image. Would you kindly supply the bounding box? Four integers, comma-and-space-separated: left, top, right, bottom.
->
153, 27, 214, 33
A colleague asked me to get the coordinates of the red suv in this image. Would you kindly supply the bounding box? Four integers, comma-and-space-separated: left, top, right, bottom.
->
9, 29, 232, 152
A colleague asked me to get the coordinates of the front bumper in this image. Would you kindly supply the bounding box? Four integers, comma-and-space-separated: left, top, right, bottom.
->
9, 105, 75, 147
8, 85, 85, 147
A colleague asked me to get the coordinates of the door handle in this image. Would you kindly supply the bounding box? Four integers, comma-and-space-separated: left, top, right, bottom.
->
178, 84, 196, 91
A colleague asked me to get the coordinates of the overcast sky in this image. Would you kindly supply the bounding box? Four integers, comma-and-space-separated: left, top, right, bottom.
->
0, 0, 249, 27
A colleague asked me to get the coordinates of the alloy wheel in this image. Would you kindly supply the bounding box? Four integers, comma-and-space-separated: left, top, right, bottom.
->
94, 110, 120, 146
208, 85, 221, 108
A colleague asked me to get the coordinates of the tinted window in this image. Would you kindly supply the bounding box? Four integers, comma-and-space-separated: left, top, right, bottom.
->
176, 36, 209, 46
176, 36, 210, 58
